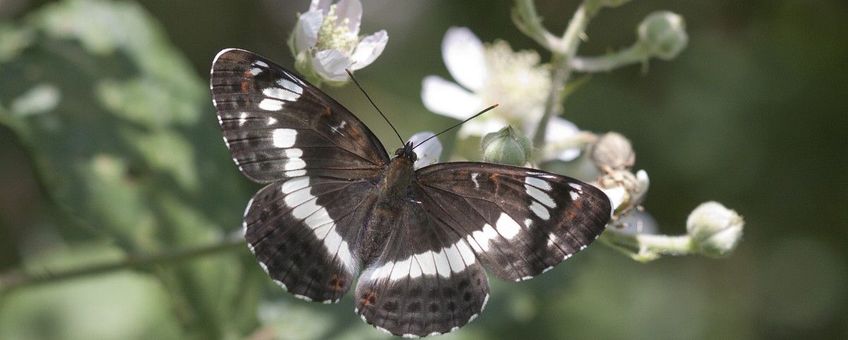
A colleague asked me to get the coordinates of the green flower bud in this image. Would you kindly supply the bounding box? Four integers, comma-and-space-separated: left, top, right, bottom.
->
637, 11, 688, 60
481, 126, 532, 166
686, 201, 744, 257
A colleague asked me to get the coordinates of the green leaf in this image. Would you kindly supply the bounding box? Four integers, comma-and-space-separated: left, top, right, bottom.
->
0, 0, 259, 337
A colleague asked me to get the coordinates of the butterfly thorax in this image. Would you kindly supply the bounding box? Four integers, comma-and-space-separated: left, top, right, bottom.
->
356, 142, 420, 263
381, 142, 418, 198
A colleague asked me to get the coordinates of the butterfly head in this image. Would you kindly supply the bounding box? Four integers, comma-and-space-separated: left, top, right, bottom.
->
393, 141, 418, 162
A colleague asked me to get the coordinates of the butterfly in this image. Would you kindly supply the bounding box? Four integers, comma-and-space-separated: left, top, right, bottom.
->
210, 48, 611, 337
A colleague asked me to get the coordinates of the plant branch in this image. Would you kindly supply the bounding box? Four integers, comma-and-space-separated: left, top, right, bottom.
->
571, 44, 648, 72
531, 0, 599, 148
599, 229, 695, 262
0, 232, 245, 293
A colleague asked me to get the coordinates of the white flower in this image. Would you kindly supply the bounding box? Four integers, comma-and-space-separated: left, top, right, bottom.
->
421, 27, 581, 162
289, 0, 388, 84
407, 131, 442, 169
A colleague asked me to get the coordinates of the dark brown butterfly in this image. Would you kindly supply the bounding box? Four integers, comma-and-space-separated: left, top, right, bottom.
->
210, 48, 611, 337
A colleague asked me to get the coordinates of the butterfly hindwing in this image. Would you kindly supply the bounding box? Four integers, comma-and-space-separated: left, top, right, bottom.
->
210, 48, 389, 183
415, 162, 611, 282
244, 175, 381, 303
354, 192, 490, 337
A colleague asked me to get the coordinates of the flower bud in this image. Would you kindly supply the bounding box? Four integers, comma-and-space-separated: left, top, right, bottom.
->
591, 132, 635, 171
481, 126, 532, 166
686, 201, 744, 257
637, 11, 688, 60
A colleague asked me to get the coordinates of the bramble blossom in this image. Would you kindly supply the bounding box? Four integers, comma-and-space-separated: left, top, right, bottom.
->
289, 0, 388, 85
421, 27, 581, 161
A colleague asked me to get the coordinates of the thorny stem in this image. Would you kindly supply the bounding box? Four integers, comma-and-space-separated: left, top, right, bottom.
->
0, 232, 244, 293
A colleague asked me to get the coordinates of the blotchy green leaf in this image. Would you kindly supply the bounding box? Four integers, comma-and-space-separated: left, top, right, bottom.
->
0, 0, 259, 337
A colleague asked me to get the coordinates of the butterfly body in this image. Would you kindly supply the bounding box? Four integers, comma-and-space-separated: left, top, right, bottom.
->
210, 48, 611, 337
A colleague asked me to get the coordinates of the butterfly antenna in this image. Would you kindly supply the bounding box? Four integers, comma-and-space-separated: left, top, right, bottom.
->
413, 104, 498, 149
346, 69, 404, 145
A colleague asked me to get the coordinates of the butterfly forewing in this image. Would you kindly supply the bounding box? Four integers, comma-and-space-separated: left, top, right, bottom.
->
210, 48, 389, 183
354, 191, 489, 337
415, 162, 611, 282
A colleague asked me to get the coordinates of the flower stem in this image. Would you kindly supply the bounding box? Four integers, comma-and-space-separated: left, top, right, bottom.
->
570, 44, 648, 72
599, 229, 695, 262
531, 0, 600, 148
0, 232, 244, 293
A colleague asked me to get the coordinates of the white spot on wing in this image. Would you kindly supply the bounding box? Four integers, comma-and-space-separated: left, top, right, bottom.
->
258, 98, 284, 111
466, 235, 483, 253
253, 60, 269, 68
285, 169, 307, 177
456, 241, 476, 264
243, 197, 255, 218
277, 78, 303, 95
416, 252, 437, 276
237, 112, 249, 126
495, 213, 522, 239
525, 177, 553, 191
471, 172, 480, 189
570, 191, 580, 201
263, 87, 300, 102
568, 183, 583, 191
272, 128, 297, 148
293, 294, 312, 301
472, 224, 499, 251
547, 233, 559, 247
409, 257, 422, 278
284, 158, 306, 170
530, 201, 551, 220
284, 148, 303, 158
444, 244, 466, 273
281, 177, 309, 194
284, 188, 313, 208
267, 117, 277, 125
526, 185, 556, 208
433, 249, 451, 277
389, 258, 412, 281
292, 200, 320, 220
305, 208, 333, 230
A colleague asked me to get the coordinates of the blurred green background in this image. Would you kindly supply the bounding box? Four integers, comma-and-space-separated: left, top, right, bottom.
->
0, 0, 845, 339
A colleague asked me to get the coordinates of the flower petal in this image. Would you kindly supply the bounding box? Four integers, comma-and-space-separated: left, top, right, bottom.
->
350, 30, 388, 70
442, 27, 487, 91
421, 76, 483, 120
293, 10, 323, 53
313, 49, 353, 81
545, 117, 581, 161
407, 131, 443, 169
335, 0, 362, 35
309, 0, 331, 13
